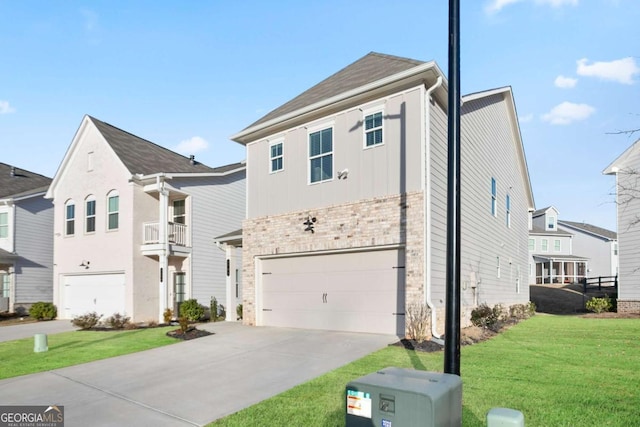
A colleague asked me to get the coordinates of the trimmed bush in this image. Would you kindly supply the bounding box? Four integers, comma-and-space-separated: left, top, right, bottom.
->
104, 313, 131, 329
406, 303, 431, 342
71, 312, 102, 330
163, 308, 173, 324
179, 299, 205, 322
178, 316, 189, 333
236, 303, 243, 320
29, 302, 57, 320
509, 303, 535, 321
586, 296, 612, 313
471, 303, 506, 332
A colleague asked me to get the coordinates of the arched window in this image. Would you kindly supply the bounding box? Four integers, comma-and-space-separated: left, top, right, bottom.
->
85, 195, 96, 233
107, 190, 119, 230
65, 200, 75, 236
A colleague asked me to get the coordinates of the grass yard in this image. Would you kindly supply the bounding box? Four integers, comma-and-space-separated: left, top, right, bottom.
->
0, 326, 177, 380
210, 315, 640, 427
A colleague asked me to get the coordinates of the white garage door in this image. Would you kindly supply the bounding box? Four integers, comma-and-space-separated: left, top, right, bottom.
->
260, 249, 405, 335
63, 274, 126, 319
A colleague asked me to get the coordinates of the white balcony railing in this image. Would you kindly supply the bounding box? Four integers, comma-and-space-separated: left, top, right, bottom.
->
143, 222, 188, 246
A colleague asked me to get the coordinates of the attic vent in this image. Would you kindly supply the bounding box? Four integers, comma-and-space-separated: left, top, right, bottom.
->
189, 155, 195, 165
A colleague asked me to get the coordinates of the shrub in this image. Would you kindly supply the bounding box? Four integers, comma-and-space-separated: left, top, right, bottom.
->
218, 303, 226, 321
163, 308, 173, 324
210, 296, 218, 322
104, 313, 131, 329
527, 301, 537, 317
509, 303, 535, 321
29, 302, 57, 320
71, 312, 102, 330
179, 299, 205, 322
178, 316, 189, 333
236, 304, 243, 320
124, 322, 139, 330
146, 319, 158, 328
471, 303, 505, 332
406, 303, 431, 342
586, 296, 612, 313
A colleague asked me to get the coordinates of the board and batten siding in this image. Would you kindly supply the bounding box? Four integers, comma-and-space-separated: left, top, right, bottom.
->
458, 92, 530, 307
246, 86, 425, 219
14, 196, 54, 304
172, 170, 245, 307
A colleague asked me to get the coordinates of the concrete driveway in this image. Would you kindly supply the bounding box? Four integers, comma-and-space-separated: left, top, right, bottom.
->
0, 319, 78, 342
0, 322, 396, 426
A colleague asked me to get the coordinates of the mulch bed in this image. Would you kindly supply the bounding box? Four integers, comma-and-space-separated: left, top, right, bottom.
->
166, 327, 213, 340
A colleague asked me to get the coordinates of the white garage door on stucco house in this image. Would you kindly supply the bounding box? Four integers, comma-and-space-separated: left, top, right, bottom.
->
62, 273, 126, 319
258, 249, 405, 335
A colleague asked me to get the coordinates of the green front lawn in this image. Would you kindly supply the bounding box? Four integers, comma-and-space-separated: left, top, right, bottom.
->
211, 315, 640, 427
0, 327, 177, 380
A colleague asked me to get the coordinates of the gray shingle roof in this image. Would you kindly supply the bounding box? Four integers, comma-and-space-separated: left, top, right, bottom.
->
89, 116, 233, 175
0, 163, 52, 199
244, 52, 426, 130
558, 220, 617, 240
530, 225, 572, 236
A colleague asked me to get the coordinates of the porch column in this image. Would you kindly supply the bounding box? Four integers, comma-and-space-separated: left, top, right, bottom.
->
158, 181, 170, 322
225, 244, 236, 322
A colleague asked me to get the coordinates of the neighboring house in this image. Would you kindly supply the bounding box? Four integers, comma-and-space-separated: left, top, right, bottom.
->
603, 139, 640, 313
558, 220, 617, 279
529, 206, 588, 284
45, 116, 245, 322
0, 163, 53, 313
230, 52, 535, 337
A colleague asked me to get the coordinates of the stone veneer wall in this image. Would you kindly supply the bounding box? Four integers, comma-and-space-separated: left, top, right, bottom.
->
617, 299, 640, 314
242, 191, 429, 332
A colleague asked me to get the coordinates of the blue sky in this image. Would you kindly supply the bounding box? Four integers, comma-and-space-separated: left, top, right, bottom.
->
1, 0, 638, 231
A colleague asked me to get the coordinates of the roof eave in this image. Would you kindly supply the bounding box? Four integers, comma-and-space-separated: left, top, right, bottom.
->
135, 164, 246, 182
231, 61, 446, 145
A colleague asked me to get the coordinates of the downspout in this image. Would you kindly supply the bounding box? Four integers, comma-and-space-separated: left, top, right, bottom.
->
158, 175, 170, 322
423, 76, 444, 344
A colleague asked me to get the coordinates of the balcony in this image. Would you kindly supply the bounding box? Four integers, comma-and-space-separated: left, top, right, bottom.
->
143, 222, 188, 246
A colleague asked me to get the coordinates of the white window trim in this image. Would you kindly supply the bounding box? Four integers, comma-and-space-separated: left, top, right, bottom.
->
491, 178, 497, 217
307, 126, 334, 185
65, 200, 75, 236
528, 238, 535, 251
107, 191, 119, 231
362, 108, 384, 149
547, 216, 556, 230
506, 194, 511, 228
269, 140, 284, 173
0, 210, 9, 240
85, 195, 96, 234
541, 238, 548, 252
554, 239, 561, 252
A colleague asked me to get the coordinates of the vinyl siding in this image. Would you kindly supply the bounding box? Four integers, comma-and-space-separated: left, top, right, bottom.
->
14, 196, 54, 303
171, 170, 245, 307
458, 93, 530, 306
557, 226, 616, 278
616, 156, 640, 299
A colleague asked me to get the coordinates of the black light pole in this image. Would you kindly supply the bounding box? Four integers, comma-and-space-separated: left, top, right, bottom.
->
444, 0, 461, 376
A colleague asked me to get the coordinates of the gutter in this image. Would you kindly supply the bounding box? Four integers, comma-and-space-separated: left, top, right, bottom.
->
423, 76, 445, 345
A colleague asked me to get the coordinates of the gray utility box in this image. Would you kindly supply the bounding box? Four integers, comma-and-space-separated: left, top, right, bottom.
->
346, 367, 462, 427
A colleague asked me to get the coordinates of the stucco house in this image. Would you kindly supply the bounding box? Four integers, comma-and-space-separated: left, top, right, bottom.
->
0, 163, 53, 313
45, 116, 245, 322
603, 138, 640, 313
230, 52, 534, 337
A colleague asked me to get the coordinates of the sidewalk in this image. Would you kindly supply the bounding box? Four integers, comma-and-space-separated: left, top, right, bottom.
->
0, 319, 78, 342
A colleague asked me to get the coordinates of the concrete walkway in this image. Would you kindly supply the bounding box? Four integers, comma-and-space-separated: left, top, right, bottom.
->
0, 319, 78, 342
0, 322, 396, 426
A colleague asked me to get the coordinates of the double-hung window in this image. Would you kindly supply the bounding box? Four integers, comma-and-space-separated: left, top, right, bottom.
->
554, 239, 561, 252
270, 142, 283, 173
309, 128, 333, 183
107, 191, 119, 230
173, 200, 186, 224
541, 239, 548, 252
85, 196, 96, 233
364, 111, 383, 147
0, 212, 8, 239
491, 178, 497, 216
528, 238, 535, 251
65, 201, 75, 236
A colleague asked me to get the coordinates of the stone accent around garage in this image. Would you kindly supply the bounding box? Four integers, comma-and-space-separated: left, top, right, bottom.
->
242, 191, 427, 334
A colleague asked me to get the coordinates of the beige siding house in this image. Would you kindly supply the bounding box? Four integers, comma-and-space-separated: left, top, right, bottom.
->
0, 164, 53, 313
604, 139, 640, 313
231, 52, 534, 337
46, 116, 245, 322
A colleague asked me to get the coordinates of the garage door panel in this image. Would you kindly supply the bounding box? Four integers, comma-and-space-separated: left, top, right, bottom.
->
63, 274, 126, 319
260, 249, 405, 335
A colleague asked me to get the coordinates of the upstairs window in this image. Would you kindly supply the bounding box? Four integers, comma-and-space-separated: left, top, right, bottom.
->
541, 239, 548, 252
309, 128, 333, 183
554, 239, 561, 252
547, 216, 556, 230
528, 238, 535, 251
0, 212, 7, 239
65, 201, 75, 236
506, 194, 511, 228
85, 196, 96, 233
270, 142, 283, 173
364, 111, 383, 147
491, 178, 497, 216
173, 200, 186, 224
107, 191, 119, 230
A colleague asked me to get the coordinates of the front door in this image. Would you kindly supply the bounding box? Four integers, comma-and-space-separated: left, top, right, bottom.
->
174, 272, 186, 317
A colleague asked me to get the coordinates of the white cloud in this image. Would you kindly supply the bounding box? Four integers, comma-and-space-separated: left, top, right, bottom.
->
0, 100, 15, 114
485, 0, 577, 14
542, 101, 595, 125
174, 136, 209, 155
576, 57, 640, 85
554, 75, 578, 88
519, 113, 534, 123
485, 0, 524, 14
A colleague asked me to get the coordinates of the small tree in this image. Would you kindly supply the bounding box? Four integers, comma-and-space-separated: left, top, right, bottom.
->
179, 299, 205, 322
405, 303, 431, 342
